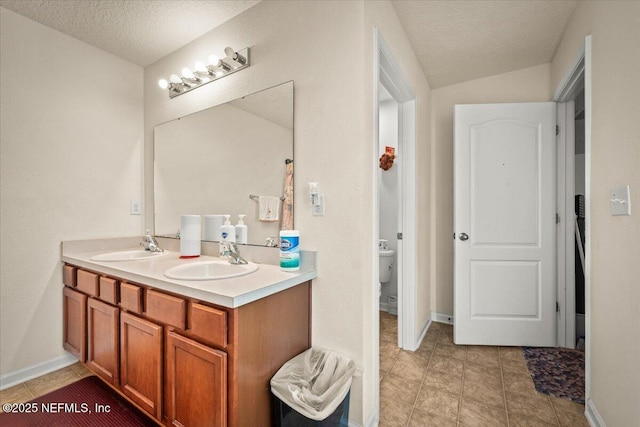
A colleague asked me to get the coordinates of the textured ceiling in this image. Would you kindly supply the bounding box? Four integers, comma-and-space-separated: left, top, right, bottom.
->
0, 0, 260, 67
391, 0, 578, 88
1, 0, 577, 86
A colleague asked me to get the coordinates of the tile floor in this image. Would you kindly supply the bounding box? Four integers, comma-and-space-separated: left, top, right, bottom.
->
0, 362, 92, 412
1, 321, 589, 426
379, 311, 589, 427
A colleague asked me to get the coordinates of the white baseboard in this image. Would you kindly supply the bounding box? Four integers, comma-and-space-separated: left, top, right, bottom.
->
585, 397, 606, 427
358, 409, 377, 427
0, 353, 78, 390
415, 318, 431, 349
431, 311, 454, 325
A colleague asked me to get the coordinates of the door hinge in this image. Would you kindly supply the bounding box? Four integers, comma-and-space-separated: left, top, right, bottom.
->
556, 213, 561, 224
556, 125, 560, 136
397, 232, 403, 240
556, 302, 560, 313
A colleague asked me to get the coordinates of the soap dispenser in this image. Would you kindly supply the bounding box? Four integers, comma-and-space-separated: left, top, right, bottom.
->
220, 215, 236, 243
235, 215, 248, 244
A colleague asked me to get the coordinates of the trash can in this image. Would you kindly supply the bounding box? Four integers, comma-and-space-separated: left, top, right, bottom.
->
270, 348, 356, 426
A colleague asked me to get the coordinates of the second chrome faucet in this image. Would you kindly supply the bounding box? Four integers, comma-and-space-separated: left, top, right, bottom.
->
219, 241, 248, 264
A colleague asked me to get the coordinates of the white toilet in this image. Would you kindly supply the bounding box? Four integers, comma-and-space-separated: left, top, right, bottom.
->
379, 249, 395, 284
379, 240, 395, 298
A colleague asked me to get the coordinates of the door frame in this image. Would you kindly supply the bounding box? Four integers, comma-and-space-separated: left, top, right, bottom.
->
372, 27, 418, 421
553, 35, 592, 404
375, 30, 418, 349
553, 40, 586, 347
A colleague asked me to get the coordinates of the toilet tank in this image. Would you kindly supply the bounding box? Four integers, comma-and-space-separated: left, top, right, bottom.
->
379, 249, 394, 283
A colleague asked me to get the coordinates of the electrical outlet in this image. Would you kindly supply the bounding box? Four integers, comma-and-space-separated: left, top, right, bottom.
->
312, 194, 325, 216
130, 200, 142, 215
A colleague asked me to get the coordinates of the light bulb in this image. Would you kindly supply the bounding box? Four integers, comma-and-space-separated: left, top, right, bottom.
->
194, 61, 207, 72
158, 79, 168, 89
224, 47, 236, 59
169, 74, 182, 84
208, 54, 220, 66
181, 67, 195, 79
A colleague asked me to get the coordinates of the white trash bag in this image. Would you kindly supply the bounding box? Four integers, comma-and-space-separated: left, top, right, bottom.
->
270, 347, 356, 421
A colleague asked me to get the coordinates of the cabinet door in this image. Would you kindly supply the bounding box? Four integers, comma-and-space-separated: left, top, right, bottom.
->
120, 312, 163, 420
166, 331, 227, 427
87, 298, 119, 386
63, 287, 86, 362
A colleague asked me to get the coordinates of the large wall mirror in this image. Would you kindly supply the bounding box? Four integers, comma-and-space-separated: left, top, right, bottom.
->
154, 81, 293, 246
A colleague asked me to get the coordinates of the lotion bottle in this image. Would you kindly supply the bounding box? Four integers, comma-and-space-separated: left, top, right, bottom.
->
220, 214, 236, 243
235, 214, 248, 244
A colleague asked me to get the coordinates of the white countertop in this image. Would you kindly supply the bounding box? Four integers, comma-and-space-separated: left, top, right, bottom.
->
61, 237, 317, 308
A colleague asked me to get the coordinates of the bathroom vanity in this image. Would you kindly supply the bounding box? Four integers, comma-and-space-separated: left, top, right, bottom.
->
61, 237, 316, 427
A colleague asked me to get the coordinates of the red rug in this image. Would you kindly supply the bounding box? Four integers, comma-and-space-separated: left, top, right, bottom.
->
0, 375, 157, 426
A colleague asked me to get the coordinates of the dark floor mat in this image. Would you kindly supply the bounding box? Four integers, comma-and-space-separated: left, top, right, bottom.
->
523, 347, 585, 404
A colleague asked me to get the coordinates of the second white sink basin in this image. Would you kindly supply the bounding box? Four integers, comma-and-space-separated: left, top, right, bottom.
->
91, 250, 168, 262
164, 260, 259, 281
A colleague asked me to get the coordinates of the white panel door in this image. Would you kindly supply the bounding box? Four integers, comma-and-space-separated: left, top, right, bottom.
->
454, 102, 556, 346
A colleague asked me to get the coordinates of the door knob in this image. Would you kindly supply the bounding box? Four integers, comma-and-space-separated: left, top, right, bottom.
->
459, 233, 469, 241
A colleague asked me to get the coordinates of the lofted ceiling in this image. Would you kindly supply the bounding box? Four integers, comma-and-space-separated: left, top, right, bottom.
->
391, 0, 578, 88
1, 0, 577, 87
0, 0, 260, 67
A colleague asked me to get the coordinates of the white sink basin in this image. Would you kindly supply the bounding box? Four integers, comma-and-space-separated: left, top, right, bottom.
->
90, 250, 169, 262
164, 260, 259, 281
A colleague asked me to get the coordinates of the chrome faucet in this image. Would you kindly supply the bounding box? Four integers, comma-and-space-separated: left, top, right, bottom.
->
265, 237, 278, 247
219, 241, 248, 264
140, 231, 164, 252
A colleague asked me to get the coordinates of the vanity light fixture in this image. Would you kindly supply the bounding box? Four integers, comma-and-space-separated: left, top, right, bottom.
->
157, 47, 250, 98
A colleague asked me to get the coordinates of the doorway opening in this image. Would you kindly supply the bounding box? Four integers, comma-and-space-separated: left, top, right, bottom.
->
377, 84, 400, 333
554, 35, 592, 411
554, 40, 588, 351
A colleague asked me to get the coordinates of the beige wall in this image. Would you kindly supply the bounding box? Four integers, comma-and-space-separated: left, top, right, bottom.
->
145, 1, 431, 422
551, 2, 640, 425
0, 8, 143, 375
430, 64, 551, 315
144, 1, 374, 422
363, 1, 433, 419
365, 0, 433, 339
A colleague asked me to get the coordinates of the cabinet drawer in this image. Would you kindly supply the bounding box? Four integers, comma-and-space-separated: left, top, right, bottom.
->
77, 270, 99, 296
146, 289, 186, 330
189, 303, 227, 348
63, 265, 76, 287
120, 282, 143, 314
99, 277, 118, 305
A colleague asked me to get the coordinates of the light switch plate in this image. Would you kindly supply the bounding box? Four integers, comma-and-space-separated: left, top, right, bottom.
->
610, 185, 631, 216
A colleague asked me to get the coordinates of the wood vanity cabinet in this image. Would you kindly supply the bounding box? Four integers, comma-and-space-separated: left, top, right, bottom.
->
62, 264, 311, 427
